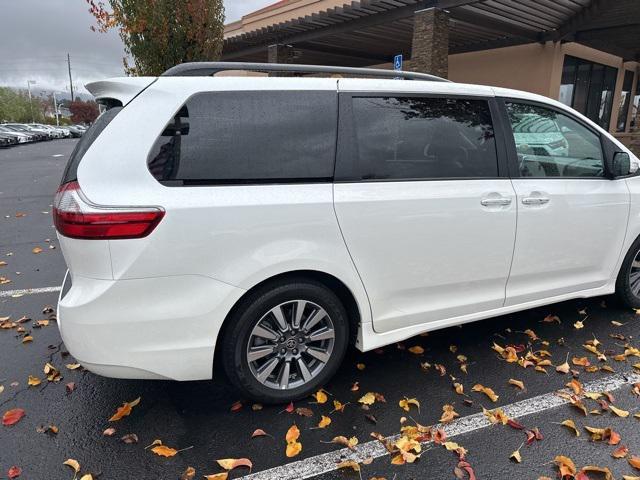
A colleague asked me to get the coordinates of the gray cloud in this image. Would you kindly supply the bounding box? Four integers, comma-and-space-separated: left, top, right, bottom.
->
0, 0, 273, 96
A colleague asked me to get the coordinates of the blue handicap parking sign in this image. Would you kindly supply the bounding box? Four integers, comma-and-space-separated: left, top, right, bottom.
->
394, 54, 403, 71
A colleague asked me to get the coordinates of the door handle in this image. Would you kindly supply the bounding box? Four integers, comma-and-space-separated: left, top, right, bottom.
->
481, 198, 512, 207
522, 197, 550, 205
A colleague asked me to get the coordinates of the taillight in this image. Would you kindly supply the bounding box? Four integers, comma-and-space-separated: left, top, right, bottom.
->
53, 181, 164, 240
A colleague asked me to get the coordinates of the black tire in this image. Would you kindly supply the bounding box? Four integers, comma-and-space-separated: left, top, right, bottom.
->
221, 278, 349, 404
616, 236, 640, 308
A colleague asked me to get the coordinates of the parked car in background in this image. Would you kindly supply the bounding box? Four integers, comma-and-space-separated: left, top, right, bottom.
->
0, 132, 18, 147
3, 123, 49, 141
53, 63, 640, 402
0, 125, 39, 143
67, 125, 86, 138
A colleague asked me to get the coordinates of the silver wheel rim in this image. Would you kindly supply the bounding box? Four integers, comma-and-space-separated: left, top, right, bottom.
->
630, 252, 640, 297
246, 300, 335, 390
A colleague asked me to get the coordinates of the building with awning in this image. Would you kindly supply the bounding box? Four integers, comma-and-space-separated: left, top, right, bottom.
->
223, 0, 640, 150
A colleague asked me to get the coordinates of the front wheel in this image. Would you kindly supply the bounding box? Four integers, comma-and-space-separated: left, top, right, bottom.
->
222, 279, 349, 403
616, 237, 640, 309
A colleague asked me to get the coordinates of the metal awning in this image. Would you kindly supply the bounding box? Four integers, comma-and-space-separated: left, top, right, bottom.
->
222, 0, 640, 66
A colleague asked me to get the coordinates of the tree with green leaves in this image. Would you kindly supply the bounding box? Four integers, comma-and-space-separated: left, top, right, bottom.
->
87, 0, 225, 76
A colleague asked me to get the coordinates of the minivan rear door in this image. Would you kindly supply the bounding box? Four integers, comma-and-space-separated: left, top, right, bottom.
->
334, 80, 517, 334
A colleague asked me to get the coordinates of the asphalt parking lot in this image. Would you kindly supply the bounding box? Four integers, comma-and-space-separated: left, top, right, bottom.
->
2, 139, 640, 480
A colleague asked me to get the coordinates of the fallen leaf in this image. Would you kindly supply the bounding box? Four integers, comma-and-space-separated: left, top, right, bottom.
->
356, 363, 366, 371
318, 415, 331, 428
151, 445, 178, 457
359, 392, 376, 405
560, 419, 580, 437
2, 409, 25, 426
337, 460, 360, 472
630, 456, 640, 469
332, 400, 347, 413
63, 459, 80, 479
21, 335, 33, 344
251, 429, 268, 438
612, 445, 629, 458
203, 474, 228, 480
27, 375, 41, 387
408, 346, 424, 355
610, 405, 630, 418
32, 247, 43, 254
581, 466, 613, 480
313, 390, 328, 404
8, 466, 22, 479
543, 314, 561, 323
510, 448, 522, 463
554, 455, 577, 477
180, 467, 196, 480
295, 407, 313, 417
109, 397, 141, 421
330, 435, 358, 450
66, 382, 76, 393
285, 425, 302, 458
472, 384, 499, 402
103, 427, 116, 436
230, 400, 243, 412
65, 363, 81, 370
121, 433, 139, 444
509, 379, 525, 390
440, 404, 459, 423
216, 458, 253, 472
399, 397, 420, 412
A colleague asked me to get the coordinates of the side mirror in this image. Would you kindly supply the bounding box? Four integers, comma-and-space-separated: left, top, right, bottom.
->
606, 152, 631, 178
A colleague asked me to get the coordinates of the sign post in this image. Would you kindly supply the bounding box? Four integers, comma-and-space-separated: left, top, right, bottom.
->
394, 54, 403, 72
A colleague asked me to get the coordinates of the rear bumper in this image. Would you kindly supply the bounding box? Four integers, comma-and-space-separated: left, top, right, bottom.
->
57, 272, 245, 381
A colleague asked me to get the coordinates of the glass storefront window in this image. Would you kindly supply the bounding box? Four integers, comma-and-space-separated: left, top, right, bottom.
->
558, 55, 618, 130
616, 70, 635, 132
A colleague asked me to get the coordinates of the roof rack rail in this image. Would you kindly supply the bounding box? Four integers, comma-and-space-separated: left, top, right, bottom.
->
161, 62, 451, 83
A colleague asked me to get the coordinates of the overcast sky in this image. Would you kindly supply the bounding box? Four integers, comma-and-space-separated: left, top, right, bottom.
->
0, 0, 273, 96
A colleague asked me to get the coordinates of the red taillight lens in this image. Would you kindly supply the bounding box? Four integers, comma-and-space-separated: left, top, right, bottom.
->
53, 182, 165, 240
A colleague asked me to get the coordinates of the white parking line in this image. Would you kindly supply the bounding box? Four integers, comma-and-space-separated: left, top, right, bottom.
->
0, 286, 62, 298
52, 154, 64, 157
240, 370, 640, 480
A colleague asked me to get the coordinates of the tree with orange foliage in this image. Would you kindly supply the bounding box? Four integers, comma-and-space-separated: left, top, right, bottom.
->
87, 0, 225, 76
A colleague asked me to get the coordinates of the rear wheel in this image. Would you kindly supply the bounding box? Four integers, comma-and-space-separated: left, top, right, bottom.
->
222, 279, 349, 403
616, 237, 640, 308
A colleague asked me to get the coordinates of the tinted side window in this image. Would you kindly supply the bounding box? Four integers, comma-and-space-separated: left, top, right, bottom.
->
350, 97, 498, 180
61, 107, 123, 184
148, 91, 337, 185
505, 102, 604, 178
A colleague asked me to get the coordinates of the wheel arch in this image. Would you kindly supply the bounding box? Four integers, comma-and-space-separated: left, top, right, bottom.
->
213, 269, 363, 378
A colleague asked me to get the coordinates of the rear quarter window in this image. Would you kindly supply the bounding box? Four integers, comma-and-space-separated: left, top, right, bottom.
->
61, 107, 123, 184
148, 91, 338, 185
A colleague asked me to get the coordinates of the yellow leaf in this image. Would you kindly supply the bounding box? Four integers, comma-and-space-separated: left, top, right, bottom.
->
337, 460, 360, 472
560, 419, 580, 437
109, 397, 141, 421
22, 335, 33, 344
332, 400, 346, 413
216, 458, 253, 471
66, 364, 81, 370
508, 379, 524, 390
331, 435, 359, 450
32, 247, 43, 254
286, 441, 302, 457
574, 320, 584, 329
204, 474, 228, 480
556, 361, 570, 374
151, 445, 178, 457
399, 397, 420, 412
313, 390, 328, 404
318, 415, 331, 428
356, 363, 366, 370
358, 392, 376, 405
581, 466, 613, 480
510, 449, 522, 463
472, 384, 499, 402
63, 459, 80, 479
180, 467, 196, 480
453, 382, 464, 395
610, 405, 630, 418
554, 455, 577, 477
440, 404, 459, 423
80, 475, 93, 480
408, 346, 424, 355
28, 375, 41, 387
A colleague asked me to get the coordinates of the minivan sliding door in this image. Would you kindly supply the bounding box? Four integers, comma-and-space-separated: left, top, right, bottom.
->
333, 93, 517, 334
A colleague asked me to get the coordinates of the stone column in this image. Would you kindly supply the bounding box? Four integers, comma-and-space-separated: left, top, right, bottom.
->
267, 44, 295, 64
410, 8, 450, 78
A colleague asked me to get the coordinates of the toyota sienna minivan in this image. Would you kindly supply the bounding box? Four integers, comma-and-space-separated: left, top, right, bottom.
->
55, 63, 640, 403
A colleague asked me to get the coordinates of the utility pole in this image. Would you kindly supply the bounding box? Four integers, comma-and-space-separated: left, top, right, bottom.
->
27, 80, 36, 123
53, 93, 59, 126
67, 53, 75, 102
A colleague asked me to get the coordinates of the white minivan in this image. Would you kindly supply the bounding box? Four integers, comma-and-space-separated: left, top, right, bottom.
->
55, 63, 640, 402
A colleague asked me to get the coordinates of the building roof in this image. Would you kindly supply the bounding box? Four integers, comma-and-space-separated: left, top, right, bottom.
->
222, 0, 640, 66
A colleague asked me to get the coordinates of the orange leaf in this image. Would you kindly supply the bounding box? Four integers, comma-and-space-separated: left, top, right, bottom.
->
251, 429, 268, 438
612, 446, 629, 458
629, 456, 640, 469
151, 445, 178, 457
285, 425, 300, 443
109, 397, 141, 421
216, 458, 252, 471
2, 409, 25, 426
